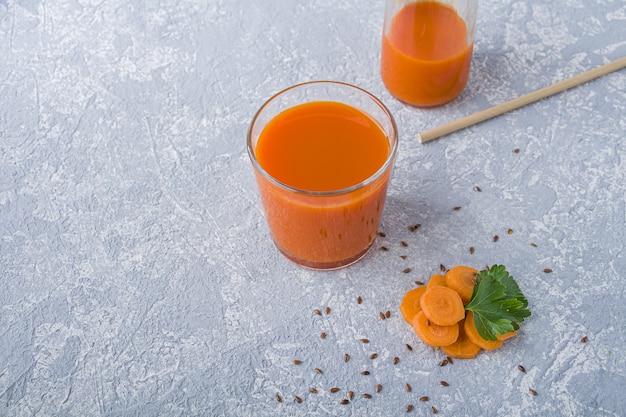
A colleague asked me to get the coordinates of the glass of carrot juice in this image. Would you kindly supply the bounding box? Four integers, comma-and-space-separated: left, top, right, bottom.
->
381, 0, 479, 107
247, 81, 398, 270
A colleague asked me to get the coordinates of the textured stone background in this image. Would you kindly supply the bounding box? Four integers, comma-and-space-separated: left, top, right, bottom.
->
1, 0, 625, 416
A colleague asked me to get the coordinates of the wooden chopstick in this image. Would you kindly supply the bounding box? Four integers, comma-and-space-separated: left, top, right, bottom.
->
418, 55, 626, 143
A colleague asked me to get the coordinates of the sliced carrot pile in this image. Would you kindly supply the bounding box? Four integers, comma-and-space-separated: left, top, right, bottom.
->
400, 286, 427, 324
412, 311, 459, 347
399, 265, 521, 359
420, 286, 465, 326
445, 265, 478, 304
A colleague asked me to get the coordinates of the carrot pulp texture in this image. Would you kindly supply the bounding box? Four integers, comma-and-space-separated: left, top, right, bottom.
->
420, 285, 465, 326
442, 319, 482, 359
381, 1, 473, 106
254, 101, 391, 264
427, 273, 447, 288
412, 311, 459, 347
445, 265, 478, 304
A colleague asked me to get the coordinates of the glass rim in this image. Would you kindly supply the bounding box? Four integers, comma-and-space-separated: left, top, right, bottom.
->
247, 80, 398, 197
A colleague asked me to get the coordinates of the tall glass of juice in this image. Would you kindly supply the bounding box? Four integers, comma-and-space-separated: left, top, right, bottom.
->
247, 81, 398, 270
381, 0, 479, 107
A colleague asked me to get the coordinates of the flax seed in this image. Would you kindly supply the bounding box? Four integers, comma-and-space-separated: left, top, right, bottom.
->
439, 264, 446, 272
314, 368, 323, 374
325, 306, 331, 315
380, 246, 389, 251
406, 343, 413, 351
507, 228, 513, 235
379, 312, 386, 320
469, 246, 475, 254
474, 185, 482, 192
440, 381, 449, 387
294, 395, 302, 403
446, 356, 453, 364
293, 359, 302, 365
348, 391, 354, 400
363, 393, 372, 399
376, 384, 382, 393
432, 405, 438, 414
439, 359, 448, 367
361, 370, 370, 375
405, 383, 412, 392
543, 268, 553, 273
393, 357, 400, 365
403, 268, 412, 273
309, 387, 318, 394
493, 235, 499, 242
378, 231, 387, 238
408, 224, 421, 232
415, 281, 425, 286
320, 332, 326, 339
340, 399, 349, 405
360, 338, 369, 344
370, 353, 378, 360
406, 404, 414, 412
529, 388, 538, 396
581, 336, 588, 343
385, 310, 391, 318
400, 255, 408, 260
453, 206, 462, 211
357, 296, 362, 304
419, 396, 429, 402
518, 365, 526, 373
514, 148, 520, 153
330, 387, 340, 393
530, 242, 537, 247
344, 353, 350, 363
275, 394, 282, 403
401, 241, 408, 247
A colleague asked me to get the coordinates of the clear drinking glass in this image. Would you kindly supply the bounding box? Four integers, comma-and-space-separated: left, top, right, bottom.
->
247, 81, 398, 270
381, 0, 479, 107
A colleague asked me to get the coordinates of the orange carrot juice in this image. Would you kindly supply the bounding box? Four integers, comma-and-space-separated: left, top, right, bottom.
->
381, 1, 474, 106
250, 93, 396, 269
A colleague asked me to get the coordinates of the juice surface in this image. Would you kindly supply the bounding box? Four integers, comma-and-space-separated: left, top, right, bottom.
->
255, 101, 390, 192
381, 1, 473, 106
252, 101, 393, 267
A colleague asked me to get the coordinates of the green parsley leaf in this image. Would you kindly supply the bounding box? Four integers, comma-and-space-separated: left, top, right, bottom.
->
465, 265, 531, 341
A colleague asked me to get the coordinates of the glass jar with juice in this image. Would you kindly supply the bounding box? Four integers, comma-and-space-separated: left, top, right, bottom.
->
381, 0, 479, 107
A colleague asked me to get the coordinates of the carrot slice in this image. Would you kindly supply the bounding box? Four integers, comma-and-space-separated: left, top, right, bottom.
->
400, 286, 427, 325
445, 265, 478, 304
412, 311, 459, 347
419, 286, 465, 326
464, 311, 503, 350
427, 273, 447, 288
442, 319, 482, 359
497, 329, 518, 341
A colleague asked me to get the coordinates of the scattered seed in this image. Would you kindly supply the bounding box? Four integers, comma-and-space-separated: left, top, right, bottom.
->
406, 404, 415, 412
340, 399, 350, 405
385, 310, 391, 318
447, 356, 454, 364
370, 353, 378, 360
419, 396, 429, 402
439, 264, 446, 272
360, 338, 370, 344
294, 395, 302, 403
453, 206, 462, 211
406, 344, 413, 351
439, 359, 448, 367
400, 255, 408, 260
314, 368, 323, 374
361, 370, 370, 375
405, 383, 412, 392
376, 384, 382, 393
275, 394, 282, 403
408, 224, 421, 232
530, 242, 537, 247
493, 235, 499, 242
378, 231, 387, 238
474, 185, 482, 192
293, 359, 302, 365
393, 357, 400, 365
518, 365, 526, 373
363, 393, 373, 399
440, 381, 449, 387
581, 336, 588, 343
507, 228, 513, 235
514, 148, 520, 153
432, 405, 439, 414
314, 309, 322, 316
426, 319, 431, 326
348, 391, 354, 400
529, 388, 538, 396
380, 312, 386, 320
357, 296, 362, 304
344, 353, 350, 363
380, 246, 389, 251
325, 307, 331, 315
320, 332, 326, 339
543, 268, 553, 273
330, 387, 340, 393
403, 268, 412, 274
309, 387, 318, 394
